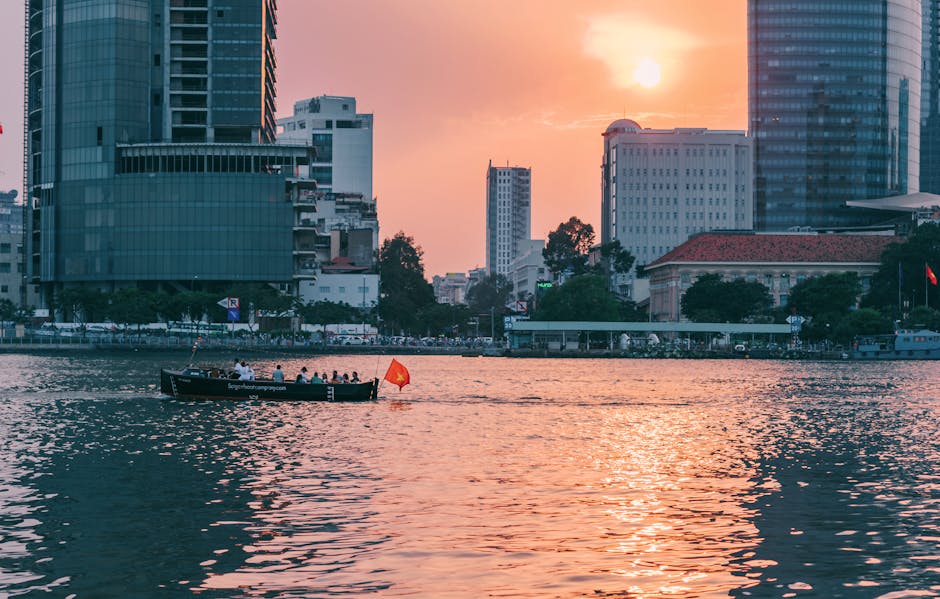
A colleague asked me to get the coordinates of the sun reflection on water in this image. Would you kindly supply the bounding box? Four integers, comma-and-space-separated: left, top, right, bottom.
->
0, 355, 938, 597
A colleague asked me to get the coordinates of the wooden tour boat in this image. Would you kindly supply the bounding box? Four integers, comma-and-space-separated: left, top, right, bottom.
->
160, 367, 379, 401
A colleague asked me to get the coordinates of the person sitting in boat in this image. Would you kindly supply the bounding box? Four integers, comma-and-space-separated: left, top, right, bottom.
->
330, 370, 341, 384
342, 373, 350, 384
310, 371, 324, 384
296, 366, 308, 384
272, 365, 284, 383
231, 358, 243, 379
321, 372, 328, 382
350, 371, 360, 383
240, 362, 255, 381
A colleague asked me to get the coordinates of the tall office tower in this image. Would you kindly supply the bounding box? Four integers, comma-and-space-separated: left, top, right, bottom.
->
601, 120, 753, 299
25, 0, 311, 305
277, 96, 374, 200
749, 0, 923, 230
921, 0, 940, 193
485, 162, 531, 277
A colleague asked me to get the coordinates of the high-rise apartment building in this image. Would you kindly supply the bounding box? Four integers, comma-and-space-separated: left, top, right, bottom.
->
485, 162, 531, 277
277, 96, 378, 308
25, 0, 311, 305
601, 119, 753, 299
277, 96, 373, 200
749, 0, 923, 230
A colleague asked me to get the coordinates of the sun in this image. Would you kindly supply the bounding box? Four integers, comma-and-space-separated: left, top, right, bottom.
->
633, 57, 662, 88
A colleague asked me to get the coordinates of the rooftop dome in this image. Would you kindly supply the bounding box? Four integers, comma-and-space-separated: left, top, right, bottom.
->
605, 119, 642, 134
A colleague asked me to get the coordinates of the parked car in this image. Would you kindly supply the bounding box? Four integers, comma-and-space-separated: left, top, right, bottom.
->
334, 335, 367, 345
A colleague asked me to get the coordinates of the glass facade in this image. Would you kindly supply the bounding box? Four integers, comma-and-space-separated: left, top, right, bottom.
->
749, 0, 922, 230
26, 0, 298, 301
921, 0, 940, 193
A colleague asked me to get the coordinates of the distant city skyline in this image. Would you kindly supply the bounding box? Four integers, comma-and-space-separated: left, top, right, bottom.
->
0, 1, 747, 277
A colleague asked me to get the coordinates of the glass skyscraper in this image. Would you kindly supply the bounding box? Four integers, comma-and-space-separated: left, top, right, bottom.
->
921, 0, 940, 193
749, 0, 923, 230
25, 0, 309, 304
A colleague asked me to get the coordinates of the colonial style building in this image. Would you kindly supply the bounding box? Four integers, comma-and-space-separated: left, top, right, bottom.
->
645, 232, 897, 321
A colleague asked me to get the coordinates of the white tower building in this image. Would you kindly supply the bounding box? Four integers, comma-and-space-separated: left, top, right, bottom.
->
277, 96, 373, 200
486, 162, 531, 277
601, 119, 753, 299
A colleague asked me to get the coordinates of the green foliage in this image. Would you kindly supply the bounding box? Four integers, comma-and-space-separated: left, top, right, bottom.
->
378, 231, 435, 334
542, 217, 596, 277
107, 288, 158, 326
533, 275, 622, 321
833, 308, 893, 342
903, 305, 940, 331
56, 286, 108, 323
417, 302, 472, 337
598, 240, 636, 275
0, 299, 17, 323
680, 274, 773, 323
787, 272, 861, 319
864, 222, 940, 314
159, 291, 221, 323
298, 300, 364, 325
467, 274, 513, 317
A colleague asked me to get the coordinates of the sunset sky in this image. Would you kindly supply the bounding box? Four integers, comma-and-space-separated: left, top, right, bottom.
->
0, 1, 747, 277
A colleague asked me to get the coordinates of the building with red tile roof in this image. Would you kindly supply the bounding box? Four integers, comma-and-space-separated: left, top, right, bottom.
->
644, 232, 900, 321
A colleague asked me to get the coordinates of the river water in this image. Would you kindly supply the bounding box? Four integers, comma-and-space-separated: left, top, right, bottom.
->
0, 353, 938, 598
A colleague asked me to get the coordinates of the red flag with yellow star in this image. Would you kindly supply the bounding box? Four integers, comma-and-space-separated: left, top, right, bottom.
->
384, 359, 410, 391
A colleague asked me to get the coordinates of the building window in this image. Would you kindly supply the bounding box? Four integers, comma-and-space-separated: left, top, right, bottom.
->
0, 244, 10, 254
339, 287, 346, 293
319, 286, 330, 293
0, 263, 10, 273
153, 54, 160, 67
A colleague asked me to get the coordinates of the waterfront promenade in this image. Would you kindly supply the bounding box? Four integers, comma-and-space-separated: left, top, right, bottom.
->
0, 334, 843, 360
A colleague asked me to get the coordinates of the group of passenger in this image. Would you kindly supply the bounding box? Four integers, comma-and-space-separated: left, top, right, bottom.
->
230, 359, 255, 380
291, 366, 360, 384
231, 359, 360, 385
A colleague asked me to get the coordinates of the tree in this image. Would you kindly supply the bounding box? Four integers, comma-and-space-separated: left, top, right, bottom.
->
680, 274, 773, 323
864, 222, 940, 314
159, 291, 221, 323
298, 300, 364, 325
0, 299, 16, 324
787, 273, 861, 319
543, 217, 595, 277
416, 302, 471, 337
597, 240, 636, 276
56, 286, 108, 323
833, 308, 893, 343
903, 305, 940, 331
107, 288, 158, 339
467, 274, 514, 319
533, 275, 621, 321
378, 231, 435, 334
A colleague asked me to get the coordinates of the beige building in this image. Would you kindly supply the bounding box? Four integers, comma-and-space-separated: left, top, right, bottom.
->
645, 232, 898, 322
600, 119, 753, 301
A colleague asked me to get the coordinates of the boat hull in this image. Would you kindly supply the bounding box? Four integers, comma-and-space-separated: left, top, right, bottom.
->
160, 369, 379, 401
852, 329, 940, 360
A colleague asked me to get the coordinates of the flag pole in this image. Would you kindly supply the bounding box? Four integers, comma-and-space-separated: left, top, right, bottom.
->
898, 262, 902, 319
926, 261, 929, 307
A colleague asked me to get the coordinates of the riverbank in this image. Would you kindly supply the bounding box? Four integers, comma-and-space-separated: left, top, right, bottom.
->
0, 339, 850, 360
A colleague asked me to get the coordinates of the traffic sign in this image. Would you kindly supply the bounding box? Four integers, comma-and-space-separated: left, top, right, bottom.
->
218, 297, 240, 309
227, 308, 240, 322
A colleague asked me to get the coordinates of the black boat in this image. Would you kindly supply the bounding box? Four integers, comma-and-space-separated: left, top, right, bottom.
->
160, 367, 379, 401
